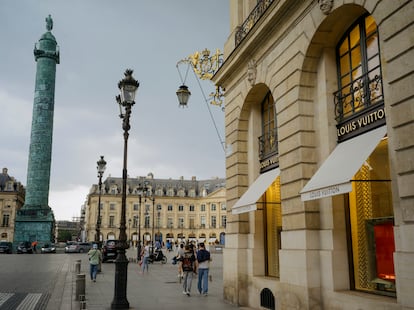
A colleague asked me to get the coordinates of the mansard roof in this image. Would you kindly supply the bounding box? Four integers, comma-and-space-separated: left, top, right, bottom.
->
93, 174, 225, 197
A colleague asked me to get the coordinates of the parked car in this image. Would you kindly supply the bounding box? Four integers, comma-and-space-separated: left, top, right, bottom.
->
0, 241, 13, 254
16, 241, 33, 254
65, 242, 93, 253
102, 240, 121, 262
41, 243, 56, 254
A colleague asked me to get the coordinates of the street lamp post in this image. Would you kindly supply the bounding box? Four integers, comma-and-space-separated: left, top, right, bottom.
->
134, 215, 138, 247
111, 69, 139, 310
136, 182, 148, 261
95, 155, 106, 247
128, 218, 131, 247
138, 194, 142, 260
148, 194, 155, 254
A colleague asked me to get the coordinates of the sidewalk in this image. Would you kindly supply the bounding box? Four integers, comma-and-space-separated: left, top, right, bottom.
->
55, 249, 248, 310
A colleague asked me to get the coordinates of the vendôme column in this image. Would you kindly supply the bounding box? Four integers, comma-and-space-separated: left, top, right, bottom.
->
14, 15, 60, 247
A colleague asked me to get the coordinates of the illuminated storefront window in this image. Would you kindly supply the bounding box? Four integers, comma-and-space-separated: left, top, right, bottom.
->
264, 176, 282, 277
348, 138, 394, 296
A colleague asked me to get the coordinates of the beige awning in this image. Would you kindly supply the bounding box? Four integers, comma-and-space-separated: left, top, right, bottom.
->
232, 168, 280, 214
300, 126, 387, 201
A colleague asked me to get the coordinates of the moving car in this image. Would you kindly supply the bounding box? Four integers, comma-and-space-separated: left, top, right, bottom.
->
65, 242, 93, 253
41, 243, 56, 253
0, 241, 13, 254
102, 240, 121, 262
16, 241, 33, 254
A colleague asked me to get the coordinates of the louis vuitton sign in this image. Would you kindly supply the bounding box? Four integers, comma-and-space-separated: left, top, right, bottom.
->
337, 105, 386, 142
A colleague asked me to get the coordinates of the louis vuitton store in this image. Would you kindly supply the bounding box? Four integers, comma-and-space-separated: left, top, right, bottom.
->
213, 1, 413, 309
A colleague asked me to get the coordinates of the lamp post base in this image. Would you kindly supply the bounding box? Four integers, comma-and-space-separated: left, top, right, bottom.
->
111, 249, 129, 309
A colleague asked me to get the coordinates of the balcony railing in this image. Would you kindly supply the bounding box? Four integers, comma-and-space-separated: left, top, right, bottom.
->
259, 128, 278, 161
334, 68, 383, 123
235, 0, 275, 46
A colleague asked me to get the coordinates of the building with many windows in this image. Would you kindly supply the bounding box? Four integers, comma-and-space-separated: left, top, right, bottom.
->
84, 173, 226, 247
213, 1, 413, 309
0, 168, 25, 242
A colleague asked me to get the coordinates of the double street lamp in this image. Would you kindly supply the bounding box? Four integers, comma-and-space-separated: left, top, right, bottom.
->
111, 69, 139, 309
95, 155, 107, 246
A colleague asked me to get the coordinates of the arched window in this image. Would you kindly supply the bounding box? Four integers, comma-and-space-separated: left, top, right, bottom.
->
167, 188, 175, 197
336, 15, 394, 297
155, 188, 163, 196
188, 189, 196, 197
259, 91, 277, 162
178, 188, 186, 197
335, 14, 383, 123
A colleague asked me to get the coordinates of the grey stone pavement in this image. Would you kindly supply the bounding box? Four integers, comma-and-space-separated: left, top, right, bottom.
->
48, 248, 252, 310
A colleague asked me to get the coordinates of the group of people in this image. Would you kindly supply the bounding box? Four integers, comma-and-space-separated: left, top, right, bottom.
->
87, 240, 212, 298
176, 242, 211, 297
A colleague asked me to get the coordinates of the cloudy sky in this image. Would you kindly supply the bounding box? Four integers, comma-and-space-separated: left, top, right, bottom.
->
0, 1, 228, 221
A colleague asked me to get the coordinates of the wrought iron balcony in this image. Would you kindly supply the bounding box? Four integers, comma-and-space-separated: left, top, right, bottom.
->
258, 128, 278, 161
235, 0, 275, 46
334, 68, 383, 123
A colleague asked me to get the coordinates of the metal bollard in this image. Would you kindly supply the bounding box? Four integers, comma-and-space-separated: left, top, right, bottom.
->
75, 274, 86, 301
75, 259, 81, 274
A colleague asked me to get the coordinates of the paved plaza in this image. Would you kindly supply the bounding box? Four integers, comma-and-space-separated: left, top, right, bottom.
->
47, 248, 250, 310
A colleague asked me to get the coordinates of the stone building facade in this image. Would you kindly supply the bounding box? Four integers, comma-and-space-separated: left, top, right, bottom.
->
213, 1, 414, 309
84, 173, 226, 247
0, 168, 25, 243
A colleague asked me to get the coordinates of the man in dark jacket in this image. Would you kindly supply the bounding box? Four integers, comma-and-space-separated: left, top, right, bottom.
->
196, 243, 211, 296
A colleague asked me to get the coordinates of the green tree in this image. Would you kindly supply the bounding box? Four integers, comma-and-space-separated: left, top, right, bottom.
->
57, 230, 73, 242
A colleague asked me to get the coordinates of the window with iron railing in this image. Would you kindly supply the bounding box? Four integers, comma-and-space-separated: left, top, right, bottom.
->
235, 0, 275, 46
211, 216, 217, 228
259, 128, 278, 160
334, 15, 383, 124
221, 215, 227, 228
167, 217, 173, 228
179, 217, 184, 228
2, 214, 10, 227
259, 91, 278, 161
109, 216, 115, 228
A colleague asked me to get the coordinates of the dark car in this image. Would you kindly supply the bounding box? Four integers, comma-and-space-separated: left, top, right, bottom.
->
0, 241, 13, 254
16, 241, 33, 254
65, 242, 93, 253
41, 243, 56, 254
102, 240, 121, 262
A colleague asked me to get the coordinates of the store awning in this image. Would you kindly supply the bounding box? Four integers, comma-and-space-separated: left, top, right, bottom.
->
232, 168, 280, 214
300, 126, 387, 201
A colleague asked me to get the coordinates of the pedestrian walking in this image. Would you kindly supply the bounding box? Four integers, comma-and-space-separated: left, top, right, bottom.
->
88, 244, 102, 282
196, 242, 211, 296
31, 240, 38, 253
176, 243, 185, 279
140, 241, 150, 274
180, 244, 196, 296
